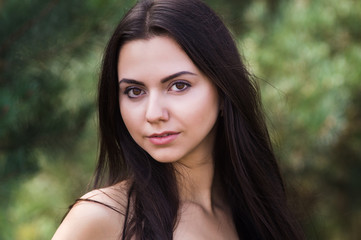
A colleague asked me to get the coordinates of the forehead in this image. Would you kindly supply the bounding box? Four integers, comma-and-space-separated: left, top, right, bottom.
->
117, 36, 199, 79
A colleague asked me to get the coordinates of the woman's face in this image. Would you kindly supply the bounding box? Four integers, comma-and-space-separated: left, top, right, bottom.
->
118, 36, 219, 165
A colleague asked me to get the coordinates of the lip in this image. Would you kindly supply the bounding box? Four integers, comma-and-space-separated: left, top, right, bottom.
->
147, 131, 180, 145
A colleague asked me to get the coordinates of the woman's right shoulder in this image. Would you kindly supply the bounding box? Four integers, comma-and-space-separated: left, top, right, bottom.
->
52, 181, 131, 240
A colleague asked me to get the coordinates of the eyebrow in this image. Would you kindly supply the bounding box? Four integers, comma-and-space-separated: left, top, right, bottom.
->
118, 71, 196, 86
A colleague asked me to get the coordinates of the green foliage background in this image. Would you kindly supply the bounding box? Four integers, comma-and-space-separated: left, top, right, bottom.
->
0, 0, 360, 239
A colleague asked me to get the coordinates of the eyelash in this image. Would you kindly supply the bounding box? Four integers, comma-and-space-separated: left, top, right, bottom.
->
169, 80, 191, 92
123, 87, 145, 98
123, 81, 191, 99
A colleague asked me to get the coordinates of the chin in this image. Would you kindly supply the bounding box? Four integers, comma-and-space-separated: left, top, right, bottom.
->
147, 152, 181, 164
151, 156, 178, 164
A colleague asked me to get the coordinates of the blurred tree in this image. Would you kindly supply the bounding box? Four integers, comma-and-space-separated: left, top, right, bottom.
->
325, 86, 361, 240
0, 0, 135, 238
241, 0, 361, 239
206, 0, 282, 35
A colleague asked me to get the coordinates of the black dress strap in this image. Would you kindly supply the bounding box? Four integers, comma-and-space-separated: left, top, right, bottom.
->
73, 198, 123, 214
122, 184, 134, 240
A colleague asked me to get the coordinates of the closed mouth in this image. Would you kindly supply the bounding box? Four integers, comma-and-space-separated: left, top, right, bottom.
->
148, 131, 179, 138
147, 131, 180, 145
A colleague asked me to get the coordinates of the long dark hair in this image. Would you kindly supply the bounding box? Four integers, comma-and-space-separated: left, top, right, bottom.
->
95, 0, 304, 239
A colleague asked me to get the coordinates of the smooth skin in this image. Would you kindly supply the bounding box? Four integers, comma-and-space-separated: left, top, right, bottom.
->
52, 36, 238, 240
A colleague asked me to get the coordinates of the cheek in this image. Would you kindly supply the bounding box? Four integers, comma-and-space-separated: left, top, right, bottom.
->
177, 87, 219, 127
119, 102, 142, 137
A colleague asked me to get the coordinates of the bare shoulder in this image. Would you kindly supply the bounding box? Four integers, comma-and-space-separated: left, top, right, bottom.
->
81, 180, 130, 210
52, 181, 130, 240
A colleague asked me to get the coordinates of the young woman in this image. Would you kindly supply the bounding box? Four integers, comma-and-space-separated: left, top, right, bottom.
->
53, 0, 304, 239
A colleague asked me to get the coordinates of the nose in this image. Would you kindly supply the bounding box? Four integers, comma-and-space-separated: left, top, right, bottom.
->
145, 93, 169, 123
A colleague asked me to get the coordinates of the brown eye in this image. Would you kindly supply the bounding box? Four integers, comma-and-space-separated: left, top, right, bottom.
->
132, 88, 142, 95
125, 87, 145, 98
175, 83, 186, 90
170, 81, 190, 92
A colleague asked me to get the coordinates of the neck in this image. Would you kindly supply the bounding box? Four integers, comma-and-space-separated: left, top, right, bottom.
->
174, 155, 222, 213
